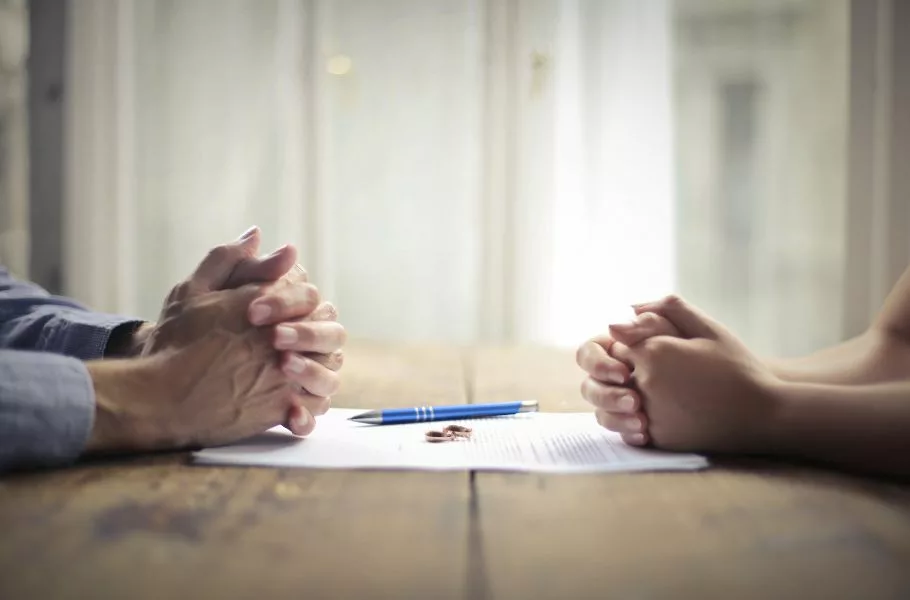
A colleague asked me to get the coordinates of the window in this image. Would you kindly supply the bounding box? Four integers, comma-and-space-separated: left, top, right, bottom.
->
64, 0, 853, 356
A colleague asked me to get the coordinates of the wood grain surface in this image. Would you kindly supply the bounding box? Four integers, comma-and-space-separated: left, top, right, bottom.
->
2, 343, 910, 600
0, 343, 470, 600
470, 346, 910, 600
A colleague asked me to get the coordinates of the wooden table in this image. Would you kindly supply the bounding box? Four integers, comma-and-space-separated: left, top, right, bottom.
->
2, 343, 910, 599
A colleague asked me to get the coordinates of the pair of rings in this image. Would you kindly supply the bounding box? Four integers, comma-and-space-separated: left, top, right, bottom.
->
425, 424, 473, 443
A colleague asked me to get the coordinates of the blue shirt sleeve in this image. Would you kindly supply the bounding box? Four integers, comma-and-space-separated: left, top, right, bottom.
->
0, 266, 142, 359
0, 350, 96, 470
0, 267, 145, 470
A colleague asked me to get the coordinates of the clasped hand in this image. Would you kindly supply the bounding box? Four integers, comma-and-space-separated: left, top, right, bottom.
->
577, 295, 779, 454
87, 227, 346, 453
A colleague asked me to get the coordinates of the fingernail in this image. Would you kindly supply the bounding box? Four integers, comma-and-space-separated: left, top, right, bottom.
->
606, 371, 626, 384
626, 417, 642, 431
237, 225, 259, 241
618, 395, 635, 411
294, 411, 309, 430
629, 433, 646, 445
250, 302, 272, 325
276, 325, 297, 347
267, 244, 290, 258
287, 355, 308, 374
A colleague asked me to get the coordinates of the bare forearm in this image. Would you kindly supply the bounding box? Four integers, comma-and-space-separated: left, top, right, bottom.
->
765, 329, 910, 385
84, 358, 163, 455
765, 333, 869, 382
766, 380, 910, 478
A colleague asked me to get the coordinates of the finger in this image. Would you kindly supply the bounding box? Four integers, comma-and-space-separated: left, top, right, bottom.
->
621, 432, 649, 446
580, 378, 639, 413
223, 244, 299, 290
249, 282, 321, 326
303, 350, 344, 372
292, 263, 309, 283
306, 302, 338, 322
189, 227, 262, 291
594, 409, 648, 435
609, 312, 682, 346
284, 403, 316, 436
632, 295, 720, 340
274, 321, 347, 354
576, 339, 630, 385
607, 340, 634, 368
297, 393, 332, 417
282, 353, 341, 397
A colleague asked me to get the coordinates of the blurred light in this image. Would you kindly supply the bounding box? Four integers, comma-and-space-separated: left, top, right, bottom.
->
326, 54, 352, 76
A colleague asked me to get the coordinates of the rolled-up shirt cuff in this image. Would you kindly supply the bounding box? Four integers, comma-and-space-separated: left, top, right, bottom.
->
0, 350, 95, 471
33, 308, 143, 360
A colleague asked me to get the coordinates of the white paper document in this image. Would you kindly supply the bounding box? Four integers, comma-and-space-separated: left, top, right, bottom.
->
193, 408, 708, 473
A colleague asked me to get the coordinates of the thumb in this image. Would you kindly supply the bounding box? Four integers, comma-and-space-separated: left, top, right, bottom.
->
189, 226, 262, 292
609, 311, 682, 346
631, 295, 720, 340
223, 244, 299, 289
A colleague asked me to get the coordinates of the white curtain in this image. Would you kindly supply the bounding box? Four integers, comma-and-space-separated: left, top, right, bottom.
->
545, 0, 675, 345
0, 0, 29, 278
65, 0, 675, 347
314, 0, 486, 343
64, 0, 857, 356
129, 0, 309, 319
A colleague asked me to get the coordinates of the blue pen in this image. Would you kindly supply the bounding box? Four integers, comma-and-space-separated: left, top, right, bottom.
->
348, 400, 539, 425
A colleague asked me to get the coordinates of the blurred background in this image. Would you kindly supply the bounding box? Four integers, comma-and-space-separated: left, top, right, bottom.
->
1, 0, 901, 358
